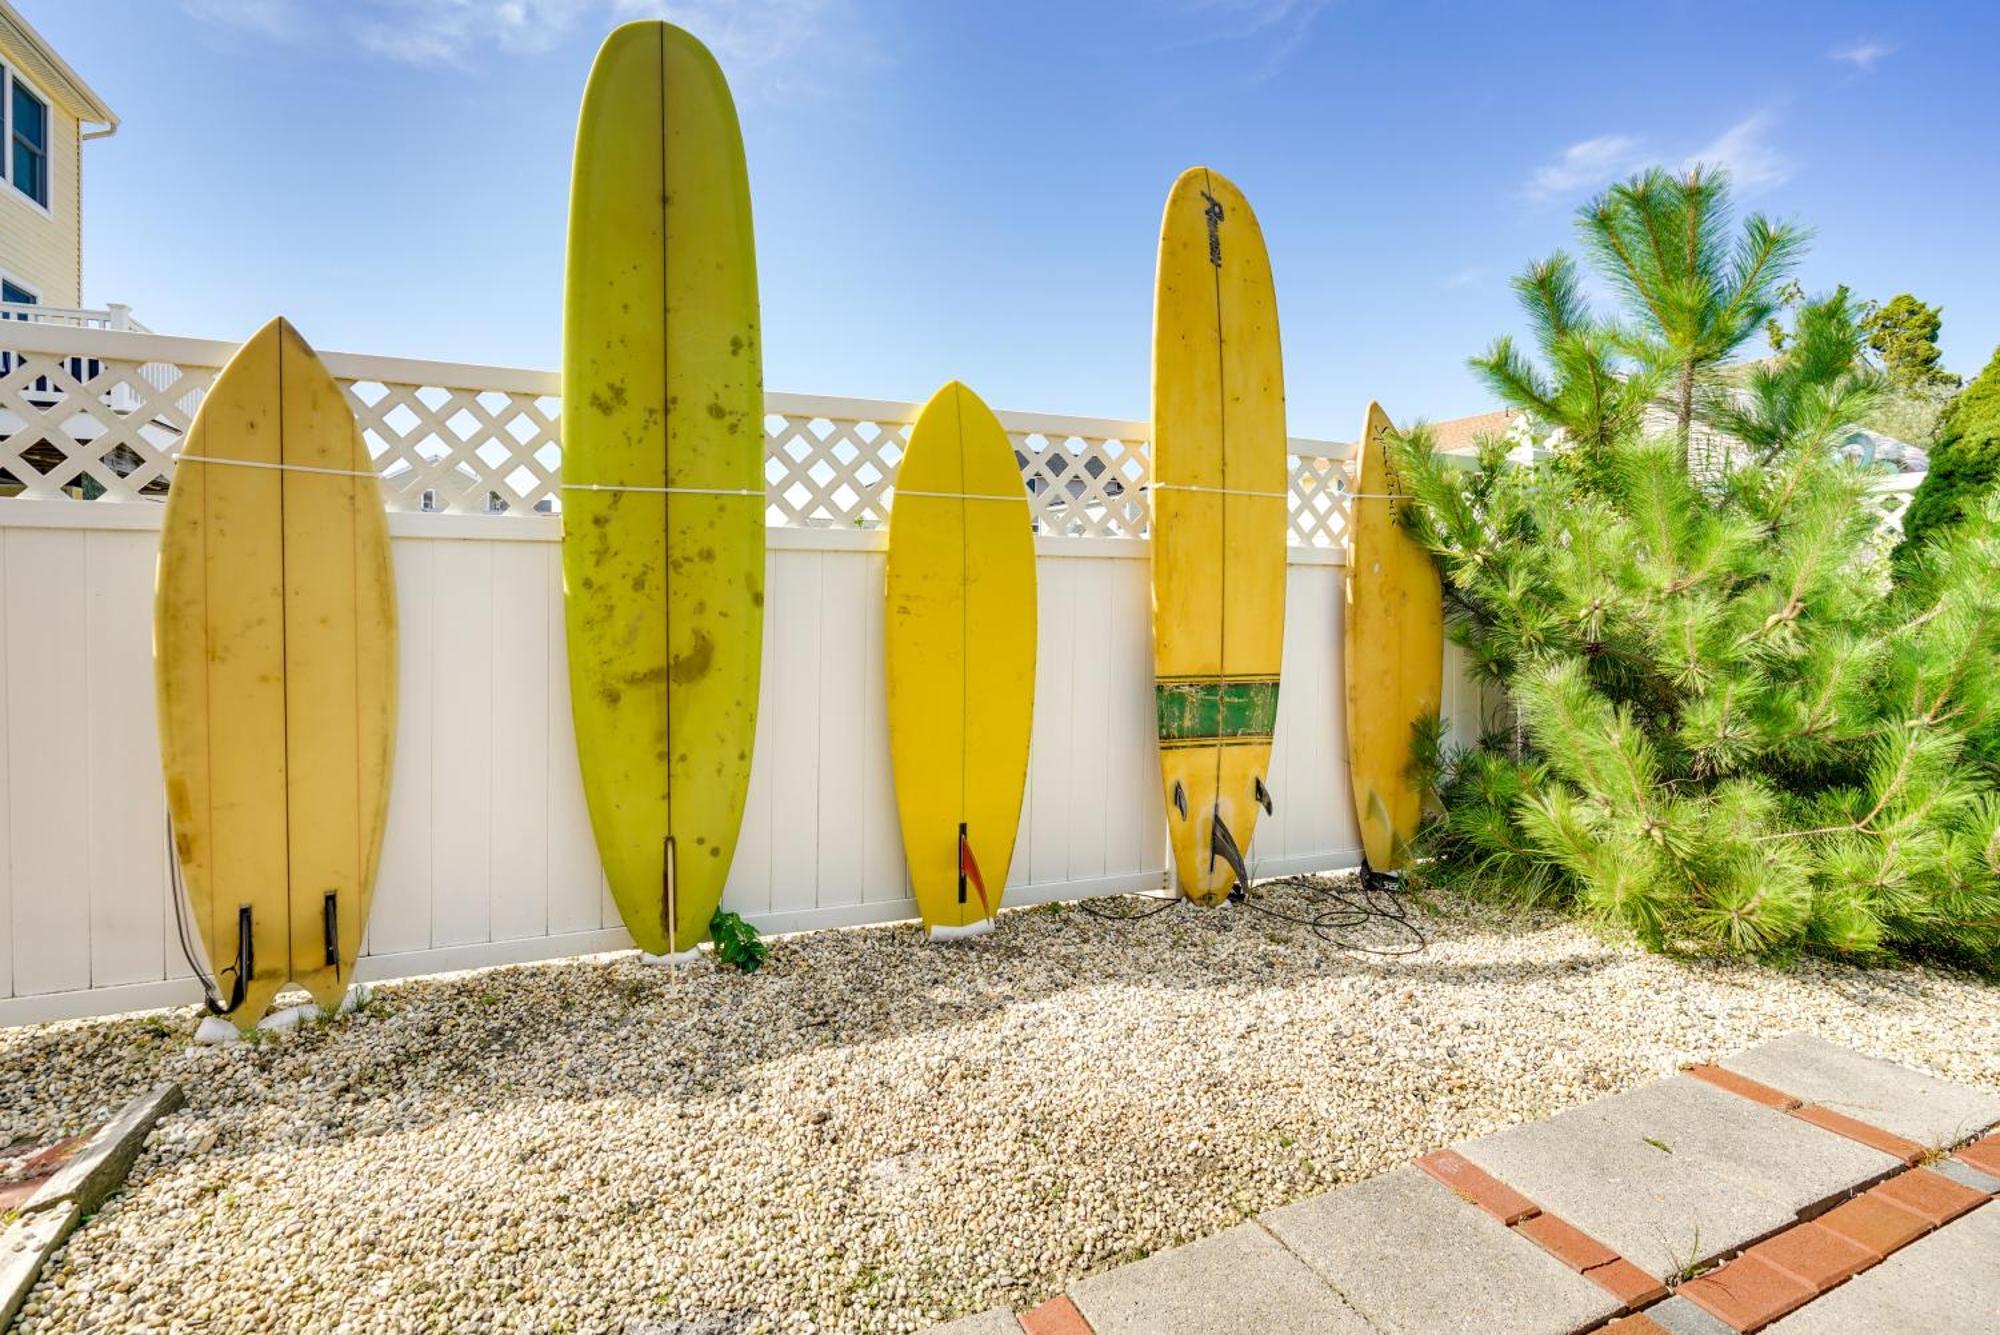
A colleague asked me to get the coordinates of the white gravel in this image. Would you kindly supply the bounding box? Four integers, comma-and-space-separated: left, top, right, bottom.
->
3, 879, 1996, 1334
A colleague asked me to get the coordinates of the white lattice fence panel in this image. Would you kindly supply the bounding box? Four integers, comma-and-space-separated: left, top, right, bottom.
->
0, 324, 1362, 544
345, 380, 564, 515
1288, 453, 1351, 549
764, 409, 909, 529
1015, 428, 1150, 538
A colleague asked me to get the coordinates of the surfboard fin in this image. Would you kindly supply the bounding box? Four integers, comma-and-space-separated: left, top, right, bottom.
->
207, 906, 252, 1017
958, 824, 992, 920
1209, 811, 1250, 892
1254, 776, 1274, 816
1173, 780, 1188, 821
662, 835, 678, 946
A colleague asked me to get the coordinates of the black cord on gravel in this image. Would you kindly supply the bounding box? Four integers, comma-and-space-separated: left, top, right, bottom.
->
1077, 872, 1428, 956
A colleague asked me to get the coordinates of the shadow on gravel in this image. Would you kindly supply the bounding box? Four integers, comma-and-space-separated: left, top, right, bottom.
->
0, 877, 1977, 1158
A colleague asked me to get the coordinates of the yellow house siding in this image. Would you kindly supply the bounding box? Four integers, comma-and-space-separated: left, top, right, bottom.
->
0, 21, 85, 307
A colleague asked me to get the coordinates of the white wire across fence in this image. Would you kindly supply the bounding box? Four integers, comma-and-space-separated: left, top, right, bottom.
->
0, 322, 1361, 548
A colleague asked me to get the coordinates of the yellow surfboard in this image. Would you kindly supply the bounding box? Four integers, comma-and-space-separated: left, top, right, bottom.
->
885, 382, 1036, 935
562, 21, 763, 957
1343, 402, 1443, 871
1150, 167, 1288, 905
155, 317, 397, 1030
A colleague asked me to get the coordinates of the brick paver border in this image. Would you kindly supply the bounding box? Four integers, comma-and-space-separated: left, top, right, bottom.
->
1415, 1148, 1670, 1312
1670, 1066, 2000, 1332
943, 1091, 2000, 1335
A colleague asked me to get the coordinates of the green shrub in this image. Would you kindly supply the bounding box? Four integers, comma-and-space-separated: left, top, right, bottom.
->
1894, 344, 2000, 563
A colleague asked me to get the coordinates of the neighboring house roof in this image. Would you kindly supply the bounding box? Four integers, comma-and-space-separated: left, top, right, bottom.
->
0, 0, 116, 130
1428, 408, 1526, 455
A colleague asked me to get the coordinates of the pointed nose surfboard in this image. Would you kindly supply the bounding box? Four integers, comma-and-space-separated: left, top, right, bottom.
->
1150, 167, 1288, 905
884, 382, 1037, 935
562, 21, 764, 957
154, 317, 398, 1030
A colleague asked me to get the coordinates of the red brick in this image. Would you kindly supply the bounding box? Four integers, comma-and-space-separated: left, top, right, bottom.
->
1679, 1254, 1816, 1331
1815, 1193, 1930, 1261
1744, 1222, 1874, 1293
1601, 1317, 1670, 1335
1019, 1296, 1093, 1335
1954, 1135, 2000, 1178
1789, 1105, 1926, 1164
1584, 1257, 1669, 1309
1413, 1148, 1540, 1224
1869, 1167, 1987, 1227
1685, 1064, 1800, 1110
1515, 1212, 1617, 1272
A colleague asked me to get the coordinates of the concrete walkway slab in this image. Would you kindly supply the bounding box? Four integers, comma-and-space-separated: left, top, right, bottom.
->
1455, 1075, 1897, 1280
1719, 1033, 2000, 1152
1261, 1164, 1622, 1335
1765, 1201, 2000, 1333
1067, 1221, 1370, 1334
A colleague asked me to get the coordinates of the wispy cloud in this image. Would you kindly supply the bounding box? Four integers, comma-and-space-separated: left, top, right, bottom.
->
1180, 0, 1335, 81
182, 0, 838, 76
1828, 38, 1893, 72
1520, 134, 1646, 203
1684, 111, 1793, 190
1440, 266, 1487, 290
1519, 112, 1794, 204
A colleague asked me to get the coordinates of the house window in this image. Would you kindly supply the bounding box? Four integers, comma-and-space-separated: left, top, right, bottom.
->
2, 279, 34, 306
10, 78, 47, 207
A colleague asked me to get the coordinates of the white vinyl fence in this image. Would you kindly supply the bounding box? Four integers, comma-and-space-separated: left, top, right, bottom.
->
0, 322, 1488, 1026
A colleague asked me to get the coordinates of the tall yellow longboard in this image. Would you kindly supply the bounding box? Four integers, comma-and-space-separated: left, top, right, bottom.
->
563, 22, 763, 956
885, 382, 1036, 936
1150, 168, 1287, 905
1343, 402, 1442, 871
155, 317, 397, 1030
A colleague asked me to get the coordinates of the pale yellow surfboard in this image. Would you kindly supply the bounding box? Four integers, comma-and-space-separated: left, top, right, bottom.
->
885, 382, 1036, 934
1343, 401, 1443, 870
562, 21, 763, 956
1151, 167, 1288, 905
155, 317, 397, 1029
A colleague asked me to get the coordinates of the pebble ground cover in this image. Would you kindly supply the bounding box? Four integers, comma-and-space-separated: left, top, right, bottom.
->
4, 879, 1996, 1334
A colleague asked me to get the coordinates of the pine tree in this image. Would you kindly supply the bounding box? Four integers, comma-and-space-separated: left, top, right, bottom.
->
1573, 167, 1807, 470
1396, 174, 2000, 972
1864, 293, 1960, 390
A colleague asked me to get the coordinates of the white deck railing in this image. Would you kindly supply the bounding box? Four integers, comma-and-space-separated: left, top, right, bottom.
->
0, 301, 147, 332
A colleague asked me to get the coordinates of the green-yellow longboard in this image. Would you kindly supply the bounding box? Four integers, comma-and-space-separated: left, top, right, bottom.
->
562, 22, 763, 955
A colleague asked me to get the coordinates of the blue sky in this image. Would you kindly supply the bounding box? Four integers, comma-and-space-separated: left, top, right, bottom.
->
29, 0, 2000, 436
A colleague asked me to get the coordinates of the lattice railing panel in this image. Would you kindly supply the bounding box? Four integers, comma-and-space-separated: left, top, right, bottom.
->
0, 324, 1369, 545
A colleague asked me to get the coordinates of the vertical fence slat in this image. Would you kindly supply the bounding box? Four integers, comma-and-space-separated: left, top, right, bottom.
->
369, 539, 436, 957
5, 528, 90, 995
86, 529, 165, 987
544, 544, 603, 937
1066, 556, 1113, 882
859, 550, 905, 905
430, 541, 495, 948
813, 550, 867, 910
721, 564, 777, 919
1027, 557, 1077, 886
765, 548, 822, 915
489, 541, 551, 942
